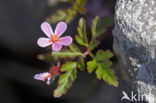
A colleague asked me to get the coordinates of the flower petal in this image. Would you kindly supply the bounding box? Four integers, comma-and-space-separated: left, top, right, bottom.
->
34, 72, 51, 81
54, 22, 67, 36
52, 43, 62, 51
41, 22, 54, 37
59, 36, 73, 46
46, 77, 52, 85
37, 37, 52, 47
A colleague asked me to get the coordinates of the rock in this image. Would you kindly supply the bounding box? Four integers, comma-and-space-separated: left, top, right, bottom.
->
113, 0, 156, 103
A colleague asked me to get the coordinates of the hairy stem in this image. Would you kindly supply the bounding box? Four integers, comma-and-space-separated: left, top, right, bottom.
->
82, 50, 94, 58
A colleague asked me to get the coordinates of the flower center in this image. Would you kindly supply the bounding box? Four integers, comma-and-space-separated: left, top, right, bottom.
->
44, 74, 52, 80
49, 35, 60, 43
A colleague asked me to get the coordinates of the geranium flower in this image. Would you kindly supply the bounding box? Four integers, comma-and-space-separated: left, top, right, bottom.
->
37, 22, 73, 51
34, 66, 60, 85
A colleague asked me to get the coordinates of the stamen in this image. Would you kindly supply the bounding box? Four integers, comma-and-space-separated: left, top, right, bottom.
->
50, 35, 60, 43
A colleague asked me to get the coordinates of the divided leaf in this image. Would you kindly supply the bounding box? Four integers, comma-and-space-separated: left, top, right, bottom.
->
54, 62, 77, 97
66, 8, 77, 23
86, 50, 118, 87
75, 35, 88, 47
46, 8, 77, 24
97, 16, 114, 29
89, 16, 114, 50
74, 1, 87, 14
95, 64, 118, 87
89, 16, 101, 50
98, 60, 112, 69
69, 44, 81, 53
77, 57, 85, 71
91, 16, 100, 38
95, 50, 118, 87
91, 16, 114, 38
52, 50, 83, 58
75, 18, 88, 47
61, 62, 77, 72
95, 50, 114, 61
88, 39, 100, 50
87, 60, 97, 73
46, 0, 87, 24
77, 18, 87, 38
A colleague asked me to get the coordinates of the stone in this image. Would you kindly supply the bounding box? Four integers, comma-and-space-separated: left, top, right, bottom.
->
113, 0, 156, 103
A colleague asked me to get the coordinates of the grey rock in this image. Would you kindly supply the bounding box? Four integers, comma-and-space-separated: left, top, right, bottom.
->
113, 0, 156, 103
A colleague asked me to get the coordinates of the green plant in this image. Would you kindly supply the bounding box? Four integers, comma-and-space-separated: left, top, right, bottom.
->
50, 16, 118, 97
46, 0, 87, 24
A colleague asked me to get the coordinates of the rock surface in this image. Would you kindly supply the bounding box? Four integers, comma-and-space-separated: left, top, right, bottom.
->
113, 0, 156, 103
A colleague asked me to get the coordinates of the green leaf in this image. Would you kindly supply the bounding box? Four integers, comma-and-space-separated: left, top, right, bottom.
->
75, 18, 88, 47
77, 57, 85, 71
77, 18, 85, 37
75, 6, 87, 14
65, 8, 77, 23
52, 50, 83, 58
98, 60, 112, 69
89, 16, 105, 50
95, 65, 118, 87
95, 66, 103, 79
97, 16, 114, 29
75, 35, 88, 47
91, 16, 100, 38
46, 0, 87, 24
74, 0, 87, 14
78, 18, 88, 43
88, 39, 100, 50
46, 9, 67, 23
85, 50, 118, 87
95, 50, 114, 61
69, 44, 81, 53
54, 65, 77, 97
61, 62, 77, 72
91, 16, 114, 39
46, 8, 77, 24
87, 60, 97, 73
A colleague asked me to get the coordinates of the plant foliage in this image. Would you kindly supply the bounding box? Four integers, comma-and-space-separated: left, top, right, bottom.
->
39, 1, 117, 96
54, 62, 77, 97
50, 16, 118, 97
46, 0, 87, 24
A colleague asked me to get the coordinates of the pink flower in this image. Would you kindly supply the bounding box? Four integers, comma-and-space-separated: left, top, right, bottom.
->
33, 72, 60, 85
37, 22, 73, 51
34, 72, 52, 85
34, 66, 60, 85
